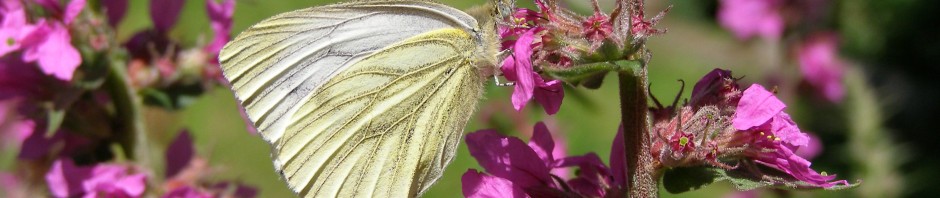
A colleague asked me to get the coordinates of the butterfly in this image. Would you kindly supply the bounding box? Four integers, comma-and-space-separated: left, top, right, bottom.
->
218, 0, 513, 197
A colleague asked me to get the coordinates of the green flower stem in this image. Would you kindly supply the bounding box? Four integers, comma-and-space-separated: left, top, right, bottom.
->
104, 54, 149, 165
616, 61, 656, 197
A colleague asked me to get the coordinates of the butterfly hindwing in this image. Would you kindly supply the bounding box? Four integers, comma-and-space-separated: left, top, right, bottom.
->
281, 28, 483, 197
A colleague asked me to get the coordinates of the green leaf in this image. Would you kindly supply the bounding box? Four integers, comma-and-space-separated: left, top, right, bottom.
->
45, 108, 66, 137
663, 164, 860, 194
662, 166, 721, 194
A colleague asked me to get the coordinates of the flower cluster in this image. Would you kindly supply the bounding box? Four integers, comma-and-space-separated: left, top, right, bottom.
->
717, 0, 846, 102
649, 69, 851, 188
0, 0, 251, 197
0, 0, 83, 81
462, 122, 627, 197
495, 0, 669, 114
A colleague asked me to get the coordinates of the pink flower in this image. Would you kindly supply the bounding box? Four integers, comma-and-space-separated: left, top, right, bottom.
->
558, 153, 615, 197
0, 100, 31, 149
462, 170, 530, 198
732, 84, 848, 187
205, 0, 235, 58
465, 127, 554, 189
733, 84, 808, 147
0, 0, 83, 81
498, 9, 540, 38
166, 130, 195, 178
718, 0, 784, 40
21, 22, 82, 80
33, 0, 85, 25
100, 0, 127, 27
237, 105, 258, 135
150, 0, 185, 33
750, 139, 847, 188
500, 28, 564, 115
582, 13, 613, 44
463, 122, 626, 197
798, 33, 845, 102
17, 119, 90, 160
0, 9, 36, 56
689, 68, 739, 107
669, 131, 696, 156
45, 159, 148, 198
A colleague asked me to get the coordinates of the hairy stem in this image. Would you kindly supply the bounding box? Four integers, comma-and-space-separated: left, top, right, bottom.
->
104, 53, 149, 165
617, 62, 656, 197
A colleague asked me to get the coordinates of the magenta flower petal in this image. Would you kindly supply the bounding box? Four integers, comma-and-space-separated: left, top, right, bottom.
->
33, 0, 61, 14
466, 130, 553, 188
498, 9, 541, 38
100, 0, 127, 27
527, 122, 555, 167
150, 0, 185, 32
462, 169, 530, 198
18, 120, 59, 159
46, 159, 148, 197
238, 105, 258, 134
31, 0, 84, 24
734, 84, 809, 147
0, 56, 49, 100
46, 159, 83, 197
798, 34, 845, 102
0, 9, 35, 56
690, 68, 733, 104
533, 78, 564, 115
609, 125, 626, 186
63, 0, 85, 24
769, 112, 809, 147
754, 144, 848, 188
795, 133, 823, 160
0, 105, 32, 148
503, 28, 540, 111
166, 130, 195, 178
718, 0, 784, 40
21, 23, 81, 81
205, 0, 235, 56
112, 174, 147, 196
558, 153, 613, 197
549, 137, 570, 179
732, 84, 785, 130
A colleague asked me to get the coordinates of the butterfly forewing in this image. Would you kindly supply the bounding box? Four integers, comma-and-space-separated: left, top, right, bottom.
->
218, 1, 488, 197
285, 29, 483, 197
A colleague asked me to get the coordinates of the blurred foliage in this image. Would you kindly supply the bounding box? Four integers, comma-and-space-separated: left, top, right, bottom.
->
109, 0, 939, 197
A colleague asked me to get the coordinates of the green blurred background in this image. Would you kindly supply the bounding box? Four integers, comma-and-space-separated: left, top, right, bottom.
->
112, 0, 939, 197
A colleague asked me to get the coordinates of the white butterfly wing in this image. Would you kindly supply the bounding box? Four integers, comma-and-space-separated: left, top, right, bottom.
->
219, 1, 488, 197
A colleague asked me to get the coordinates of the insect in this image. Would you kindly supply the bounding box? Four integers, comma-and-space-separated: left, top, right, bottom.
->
218, 0, 510, 197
